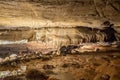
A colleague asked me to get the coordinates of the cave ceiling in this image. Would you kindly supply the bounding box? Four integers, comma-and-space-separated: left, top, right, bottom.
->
0, 0, 120, 28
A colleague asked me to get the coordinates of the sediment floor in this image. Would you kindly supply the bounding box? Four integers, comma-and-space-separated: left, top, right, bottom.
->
0, 43, 120, 80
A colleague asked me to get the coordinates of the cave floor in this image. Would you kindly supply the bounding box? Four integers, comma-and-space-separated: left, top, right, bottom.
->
25, 53, 120, 80
0, 51, 120, 80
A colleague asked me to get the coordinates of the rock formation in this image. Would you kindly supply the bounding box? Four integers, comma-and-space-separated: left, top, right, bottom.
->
0, 0, 120, 47
0, 0, 120, 27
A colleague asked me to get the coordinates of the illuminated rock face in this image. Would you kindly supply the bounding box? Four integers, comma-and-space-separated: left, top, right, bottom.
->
0, 0, 120, 47
36, 27, 120, 48
0, 27, 119, 48
0, 0, 120, 27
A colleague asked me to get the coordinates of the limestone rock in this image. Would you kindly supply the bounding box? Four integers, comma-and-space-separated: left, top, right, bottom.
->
0, 0, 120, 27
9, 54, 17, 61
0, 58, 3, 63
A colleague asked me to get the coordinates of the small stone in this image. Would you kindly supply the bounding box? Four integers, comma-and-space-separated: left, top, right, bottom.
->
11, 70, 17, 76
9, 54, 17, 61
45, 70, 55, 75
9, 54, 17, 58
79, 78, 85, 80
59, 46, 67, 55
0, 57, 3, 63
71, 63, 80, 68
48, 77, 60, 80
26, 69, 48, 80
56, 51, 60, 55
20, 66, 26, 72
71, 49, 78, 54
41, 56, 51, 61
3, 57, 10, 62
17, 69, 22, 75
43, 64, 55, 70
101, 74, 110, 80
62, 63, 69, 68
11, 62, 17, 67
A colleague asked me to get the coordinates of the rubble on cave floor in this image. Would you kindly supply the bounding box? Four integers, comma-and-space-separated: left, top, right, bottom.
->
0, 41, 120, 66
0, 52, 120, 80
0, 41, 119, 80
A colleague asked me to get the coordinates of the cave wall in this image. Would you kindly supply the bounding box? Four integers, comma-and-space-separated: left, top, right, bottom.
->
0, 27, 119, 48
0, 0, 120, 47
36, 28, 105, 48
0, 0, 120, 27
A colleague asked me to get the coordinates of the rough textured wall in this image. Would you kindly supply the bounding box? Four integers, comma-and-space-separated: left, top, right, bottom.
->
0, 0, 120, 28
1, 27, 119, 47
0, 0, 120, 46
